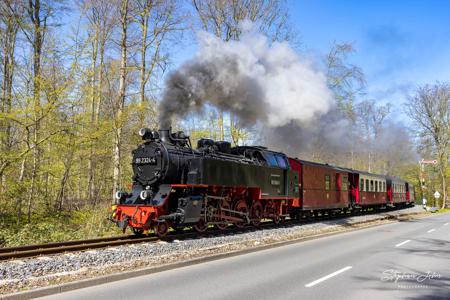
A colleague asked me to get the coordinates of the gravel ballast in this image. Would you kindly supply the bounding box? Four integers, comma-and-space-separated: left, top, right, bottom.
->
0, 206, 426, 295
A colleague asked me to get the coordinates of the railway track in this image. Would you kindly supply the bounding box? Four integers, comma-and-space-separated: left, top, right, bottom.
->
0, 235, 161, 261
0, 224, 271, 261
0, 207, 409, 261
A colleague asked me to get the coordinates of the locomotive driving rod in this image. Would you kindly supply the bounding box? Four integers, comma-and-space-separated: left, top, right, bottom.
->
220, 207, 250, 223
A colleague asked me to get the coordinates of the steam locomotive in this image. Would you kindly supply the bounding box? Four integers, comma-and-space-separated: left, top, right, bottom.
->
110, 128, 414, 236
111, 128, 299, 236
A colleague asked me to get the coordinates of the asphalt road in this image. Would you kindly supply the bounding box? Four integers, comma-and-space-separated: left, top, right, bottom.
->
37, 212, 450, 300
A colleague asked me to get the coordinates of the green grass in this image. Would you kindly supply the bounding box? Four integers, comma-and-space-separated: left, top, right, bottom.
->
435, 207, 450, 214
0, 204, 121, 247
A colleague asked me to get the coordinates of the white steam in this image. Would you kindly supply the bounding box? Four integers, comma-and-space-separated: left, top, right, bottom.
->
159, 22, 333, 129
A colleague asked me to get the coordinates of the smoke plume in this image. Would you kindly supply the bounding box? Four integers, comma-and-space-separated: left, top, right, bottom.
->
263, 110, 351, 156
159, 22, 333, 131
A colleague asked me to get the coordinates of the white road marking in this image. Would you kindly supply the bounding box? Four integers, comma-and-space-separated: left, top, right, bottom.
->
427, 228, 436, 233
305, 266, 352, 288
395, 240, 411, 247
444, 223, 449, 226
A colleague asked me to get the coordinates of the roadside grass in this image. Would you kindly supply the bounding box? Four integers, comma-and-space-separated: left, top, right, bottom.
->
435, 207, 450, 214
0, 203, 121, 247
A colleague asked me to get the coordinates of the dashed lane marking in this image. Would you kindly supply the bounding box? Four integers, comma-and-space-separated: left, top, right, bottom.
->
427, 228, 436, 233
395, 240, 411, 247
305, 266, 352, 288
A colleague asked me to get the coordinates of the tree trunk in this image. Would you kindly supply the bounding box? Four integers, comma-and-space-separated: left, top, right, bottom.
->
88, 32, 98, 203
0, 7, 18, 194
16, 159, 26, 226
56, 158, 72, 212
96, 38, 105, 121
27, 141, 38, 223
218, 111, 224, 140
113, 0, 129, 197
26, 0, 44, 223
139, 13, 148, 127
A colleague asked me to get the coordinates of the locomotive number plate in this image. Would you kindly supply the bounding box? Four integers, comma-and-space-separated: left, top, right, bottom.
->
135, 157, 157, 164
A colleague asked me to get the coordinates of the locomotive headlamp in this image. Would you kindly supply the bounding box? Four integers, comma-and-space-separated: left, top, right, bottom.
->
138, 128, 153, 140
115, 191, 129, 201
140, 190, 150, 200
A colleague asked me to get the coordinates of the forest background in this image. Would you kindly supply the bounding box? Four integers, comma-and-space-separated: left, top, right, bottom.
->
0, 0, 448, 246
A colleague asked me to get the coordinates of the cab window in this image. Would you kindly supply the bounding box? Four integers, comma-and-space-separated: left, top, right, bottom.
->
266, 153, 278, 167
275, 154, 287, 168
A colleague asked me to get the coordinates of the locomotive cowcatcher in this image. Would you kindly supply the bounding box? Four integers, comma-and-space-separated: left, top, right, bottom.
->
110, 128, 300, 236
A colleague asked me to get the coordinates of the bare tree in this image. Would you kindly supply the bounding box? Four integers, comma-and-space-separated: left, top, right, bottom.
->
113, 0, 129, 196
15, 0, 59, 222
192, 0, 292, 43
407, 83, 449, 208
0, 0, 20, 192
356, 100, 390, 172
326, 42, 366, 168
191, 0, 292, 143
81, 0, 118, 203
326, 42, 366, 120
132, 0, 181, 128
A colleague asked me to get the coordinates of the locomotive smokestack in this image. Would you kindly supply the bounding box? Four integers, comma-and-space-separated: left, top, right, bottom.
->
159, 128, 171, 143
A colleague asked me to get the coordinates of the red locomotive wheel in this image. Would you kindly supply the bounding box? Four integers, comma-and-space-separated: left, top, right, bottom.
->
155, 221, 169, 237
234, 200, 249, 229
215, 201, 230, 230
273, 214, 280, 225
250, 202, 263, 227
270, 202, 281, 225
194, 218, 208, 233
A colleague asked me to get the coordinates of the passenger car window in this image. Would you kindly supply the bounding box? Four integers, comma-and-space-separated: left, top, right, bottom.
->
343, 176, 348, 191
366, 179, 369, 192
370, 180, 374, 192
325, 175, 330, 191
360, 179, 364, 191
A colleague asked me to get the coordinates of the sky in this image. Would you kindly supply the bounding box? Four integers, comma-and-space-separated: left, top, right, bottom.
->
63, 0, 450, 122
286, 0, 450, 116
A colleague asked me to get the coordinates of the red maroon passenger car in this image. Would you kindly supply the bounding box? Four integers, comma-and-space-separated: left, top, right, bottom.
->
288, 158, 351, 217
